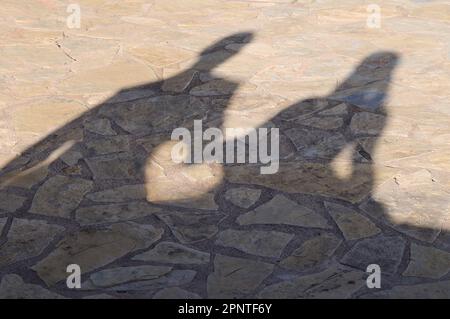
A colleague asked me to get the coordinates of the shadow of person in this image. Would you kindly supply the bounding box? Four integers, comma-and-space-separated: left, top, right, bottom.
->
0, 32, 253, 203
3, 36, 432, 296
224, 52, 398, 203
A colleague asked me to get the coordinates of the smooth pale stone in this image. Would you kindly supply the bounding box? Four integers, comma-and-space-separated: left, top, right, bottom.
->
215, 229, 293, 258
86, 184, 146, 203
224, 187, 261, 208
156, 211, 225, 244
0, 274, 65, 299
75, 202, 161, 225
341, 235, 406, 274
360, 169, 449, 242
0, 219, 64, 268
153, 287, 201, 299
237, 195, 331, 229
57, 60, 159, 95
298, 116, 343, 130
0, 192, 26, 212
83, 118, 116, 136
29, 175, 93, 218
324, 202, 380, 241
280, 233, 342, 271
84, 265, 172, 288
133, 241, 210, 264
11, 99, 87, 135
403, 243, 450, 279
258, 265, 365, 298
32, 222, 163, 286
190, 79, 236, 96
162, 70, 197, 93
350, 112, 386, 136
319, 103, 348, 116
207, 255, 274, 298
101, 270, 196, 292
130, 45, 196, 68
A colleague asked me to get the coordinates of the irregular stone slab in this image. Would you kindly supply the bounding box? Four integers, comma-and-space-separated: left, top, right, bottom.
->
284, 127, 347, 158
299, 116, 343, 130
100, 95, 204, 135
162, 70, 197, 93
84, 118, 116, 136
190, 79, 236, 96
207, 255, 274, 298
224, 187, 261, 208
0, 218, 64, 268
225, 161, 397, 204
157, 211, 225, 244
319, 103, 347, 116
280, 233, 342, 271
0, 274, 65, 299
29, 175, 93, 218
153, 287, 201, 299
361, 280, 450, 299
258, 265, 365, 298
107, 88, 156, 104
76, 202, 161, 225
215, 229, 293, 258
133, 241, 210, 264
350, 112, 386, 136
83, 265, 172, 289
85, 135, 130, 155
11, 99, 86, 136
324, 202, 380, 241
85, 154, 140, 180
60, 150, 83, 166
360, 169, 449, 242
32, 222, 163, 286
102, 270, 196, 292
86, 184, 146, 203
237, 195, 331, 229
0, 192, 26, 212
341, 235, 406, 274
403, 243, 450, 279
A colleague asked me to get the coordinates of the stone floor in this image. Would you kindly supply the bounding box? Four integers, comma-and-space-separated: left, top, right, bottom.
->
1, 0, 450, 299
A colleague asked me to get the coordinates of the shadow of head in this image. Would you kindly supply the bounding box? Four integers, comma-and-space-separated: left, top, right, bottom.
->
332, 51, 399, 115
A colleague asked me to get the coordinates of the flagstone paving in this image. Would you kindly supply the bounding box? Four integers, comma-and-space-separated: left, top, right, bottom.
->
0, 0, 450, 298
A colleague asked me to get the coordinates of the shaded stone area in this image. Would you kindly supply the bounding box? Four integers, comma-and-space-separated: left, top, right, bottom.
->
1, 0, 450, 299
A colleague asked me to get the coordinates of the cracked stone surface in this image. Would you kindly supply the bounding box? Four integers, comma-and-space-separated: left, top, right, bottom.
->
0, 0, 449, 299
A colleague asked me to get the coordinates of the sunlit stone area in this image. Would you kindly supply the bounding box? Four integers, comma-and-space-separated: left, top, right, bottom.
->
0, 0, 450, 299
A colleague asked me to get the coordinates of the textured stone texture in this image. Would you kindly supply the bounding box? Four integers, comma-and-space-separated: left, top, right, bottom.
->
33, 222, 163, 286
0, 0, 449, 299
207, 255, 274, 298
237, 195, 331, 229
